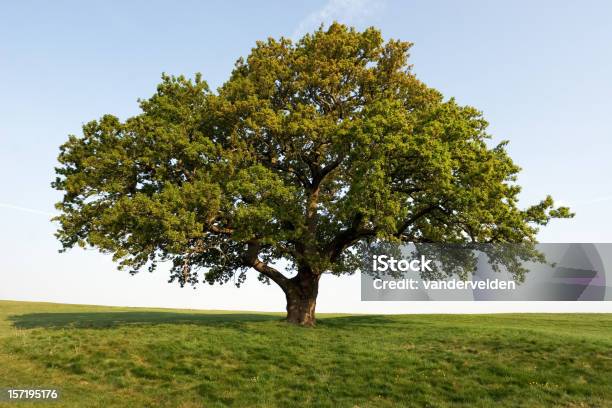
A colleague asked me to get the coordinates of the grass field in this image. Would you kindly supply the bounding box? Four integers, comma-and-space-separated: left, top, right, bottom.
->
0, 300, 610, 407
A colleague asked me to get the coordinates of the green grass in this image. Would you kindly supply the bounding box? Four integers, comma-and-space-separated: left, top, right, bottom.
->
0, 300, 610, 407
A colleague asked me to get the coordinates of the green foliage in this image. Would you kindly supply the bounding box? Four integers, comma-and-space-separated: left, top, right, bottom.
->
53, 24, 572, 287
1, 301, 610, 407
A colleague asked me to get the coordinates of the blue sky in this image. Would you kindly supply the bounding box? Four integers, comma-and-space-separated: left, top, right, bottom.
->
1, 0, 611, 312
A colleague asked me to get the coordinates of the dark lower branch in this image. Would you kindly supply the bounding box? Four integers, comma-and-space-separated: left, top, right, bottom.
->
326, 213, 376, 261
243, 241, 289, 291
394, 205, 437, 238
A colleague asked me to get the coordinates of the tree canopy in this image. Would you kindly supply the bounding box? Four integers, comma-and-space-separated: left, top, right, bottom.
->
53, 23, 572, 325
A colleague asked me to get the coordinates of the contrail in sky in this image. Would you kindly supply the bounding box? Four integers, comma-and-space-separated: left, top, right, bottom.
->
2, 194, 611, 218
0, 202, 56, 217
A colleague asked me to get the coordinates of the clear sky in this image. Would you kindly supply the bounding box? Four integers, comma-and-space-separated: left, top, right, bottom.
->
1, 0, 611, 313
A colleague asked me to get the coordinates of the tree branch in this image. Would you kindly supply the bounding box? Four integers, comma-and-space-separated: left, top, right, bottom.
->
242, 241, 290, 291
326, 213, 376, 261
394, 204, 438, 239
209, 224, 234, 234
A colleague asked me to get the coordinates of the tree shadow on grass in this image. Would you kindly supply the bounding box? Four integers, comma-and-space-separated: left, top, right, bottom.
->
9, 311, 282, 330
8, 311, 411, 331
317, 314, 417, 329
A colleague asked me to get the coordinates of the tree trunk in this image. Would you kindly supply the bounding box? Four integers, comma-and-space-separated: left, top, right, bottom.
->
284, 270, 320, 326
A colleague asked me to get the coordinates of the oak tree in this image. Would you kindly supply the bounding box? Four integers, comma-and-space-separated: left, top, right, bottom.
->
53, 24, 572, 325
